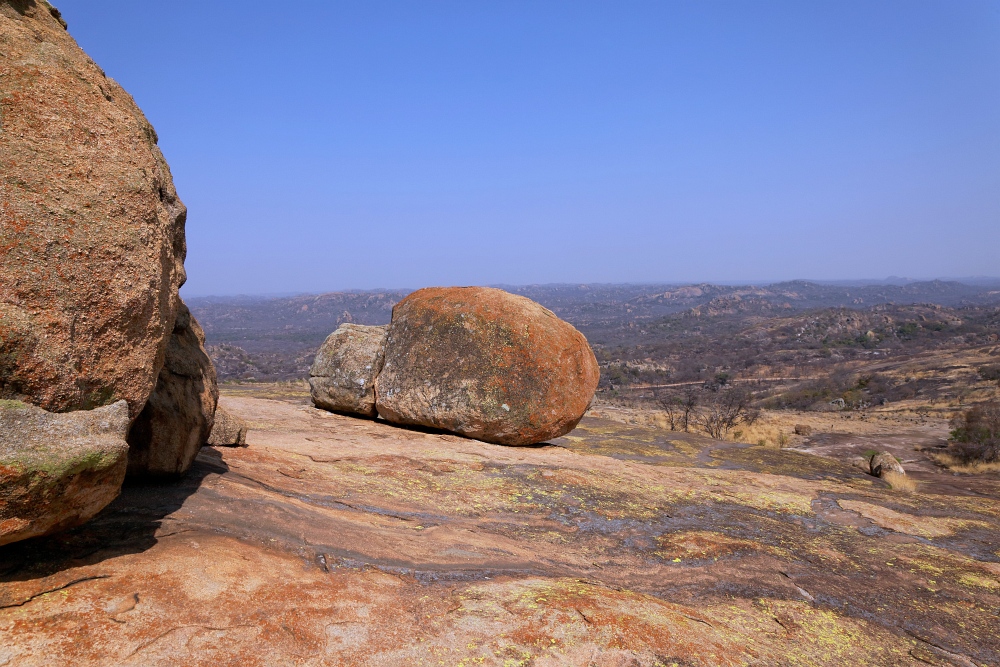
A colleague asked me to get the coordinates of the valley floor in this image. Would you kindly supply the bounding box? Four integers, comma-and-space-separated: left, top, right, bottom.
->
2, 386, 998, 666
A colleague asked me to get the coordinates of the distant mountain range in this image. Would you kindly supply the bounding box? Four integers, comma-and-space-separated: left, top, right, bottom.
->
187, 280, 1000, 382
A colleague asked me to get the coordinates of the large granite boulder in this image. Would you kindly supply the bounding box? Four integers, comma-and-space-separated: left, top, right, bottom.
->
0, 1, 188, 418
309, 324, 388, 417
207, 404, 248, 447
375, 287, 600, 445
0, 399, 129, 546
126, 302, 218, 478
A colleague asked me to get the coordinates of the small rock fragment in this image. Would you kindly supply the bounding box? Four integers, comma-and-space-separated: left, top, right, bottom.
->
207, 405, 249, 447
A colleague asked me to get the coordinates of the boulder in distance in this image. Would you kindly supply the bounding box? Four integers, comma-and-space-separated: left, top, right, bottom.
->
375, 287, 600, 445
126, 302, 218, 478
0, 399, 129, 546
309, 324, 388, 418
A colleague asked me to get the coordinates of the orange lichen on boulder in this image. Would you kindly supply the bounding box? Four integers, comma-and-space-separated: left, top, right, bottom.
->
375, 287, 600, 445
0, 0, 188, 417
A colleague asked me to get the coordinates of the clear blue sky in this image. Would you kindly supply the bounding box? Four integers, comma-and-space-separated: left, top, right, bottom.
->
55, 1, 1000, 295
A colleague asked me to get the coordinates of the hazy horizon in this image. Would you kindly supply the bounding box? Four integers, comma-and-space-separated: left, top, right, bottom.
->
180, 275, 1000, 299
56, 1, 1000, 295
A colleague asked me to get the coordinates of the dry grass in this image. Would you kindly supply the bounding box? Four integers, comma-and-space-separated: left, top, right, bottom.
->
881, 471, 918, 493
930, 452, 1000, 475
589, 402, 953, 451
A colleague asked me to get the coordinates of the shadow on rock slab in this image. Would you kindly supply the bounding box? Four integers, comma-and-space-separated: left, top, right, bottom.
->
0, 448, 228, 585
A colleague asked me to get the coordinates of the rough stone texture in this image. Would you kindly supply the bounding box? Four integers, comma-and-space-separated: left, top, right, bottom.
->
1, 391, 997, 665
375, 287, 600, 445
206, 403, 248, 447
309, 323, 387, 417
0, 1, 188, 418
125, 302, 218, 478
0, 399, 128, 546
870, 451, 905, 478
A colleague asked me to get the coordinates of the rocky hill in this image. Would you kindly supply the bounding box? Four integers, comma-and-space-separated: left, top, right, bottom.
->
188, 280, 1000, 383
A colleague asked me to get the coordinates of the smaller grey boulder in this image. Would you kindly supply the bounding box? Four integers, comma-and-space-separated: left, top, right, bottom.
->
869, 451, 905, 478
207, 405, 248, 447
1, 400, 130, 546
309, 324, 388, 417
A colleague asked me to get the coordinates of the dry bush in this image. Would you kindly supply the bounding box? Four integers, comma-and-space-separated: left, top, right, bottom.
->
948, 401, 1000, 463
698, 387, 759, 438
882, 471, 918, 493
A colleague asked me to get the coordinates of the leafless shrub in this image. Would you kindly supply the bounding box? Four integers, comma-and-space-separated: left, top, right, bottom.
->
657, 388, 699, 432
698, 386, 760, 439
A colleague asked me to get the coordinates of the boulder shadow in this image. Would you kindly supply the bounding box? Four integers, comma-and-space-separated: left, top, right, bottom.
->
371, 416, 566, 449
0, 447, 229, 583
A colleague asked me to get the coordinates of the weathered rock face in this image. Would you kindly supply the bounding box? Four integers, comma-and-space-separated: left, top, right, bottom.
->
869, 451, 905, 478
126, 302, 218, 478
207, 404, 248, 447
309, 324, 388, 417
0, 1, 187, 418
0, 399, 129, 546
128, 303, 219, 477
375, 287, 600, 445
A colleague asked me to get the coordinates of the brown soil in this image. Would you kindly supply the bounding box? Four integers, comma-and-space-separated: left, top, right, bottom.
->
1, 386, 998, 666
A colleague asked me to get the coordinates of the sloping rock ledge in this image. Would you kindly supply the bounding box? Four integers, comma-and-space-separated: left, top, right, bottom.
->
1, 393, 998, 666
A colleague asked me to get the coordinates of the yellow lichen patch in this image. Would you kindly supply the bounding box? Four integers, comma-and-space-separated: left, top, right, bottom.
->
723, 598, 919, 665
837, 499, 984, 538
958, 572, 1000, 590
655, 530, 761, 562
445, 578, 749, 666
692, 470, 817, 515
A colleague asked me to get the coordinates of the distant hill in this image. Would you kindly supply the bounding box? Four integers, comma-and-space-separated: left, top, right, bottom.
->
187, 280, 1000, 382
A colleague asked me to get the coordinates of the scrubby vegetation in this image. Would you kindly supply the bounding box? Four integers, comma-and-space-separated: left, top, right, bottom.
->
949, 401, 1000, 463
190, 280, 1000, 384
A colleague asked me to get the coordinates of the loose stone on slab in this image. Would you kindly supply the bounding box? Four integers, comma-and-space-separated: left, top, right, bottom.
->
207, 405, 249, 447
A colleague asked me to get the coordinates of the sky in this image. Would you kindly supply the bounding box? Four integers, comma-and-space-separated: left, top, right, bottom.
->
55, 0, 1000, 296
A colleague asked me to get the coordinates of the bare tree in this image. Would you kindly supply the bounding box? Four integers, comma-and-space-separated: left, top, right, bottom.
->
681, 388, 698, 432
656, 391, 681, 431
698, 387, 759, 439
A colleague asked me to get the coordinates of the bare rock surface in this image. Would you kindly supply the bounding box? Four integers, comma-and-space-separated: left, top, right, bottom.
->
206, 403, 247, 447
126, 302, 218, 478
308, 323, 387, 417
0, 1, 187, 417
2, 389, 998, 665
0, 399, 128, 546
375, 287, 600, 445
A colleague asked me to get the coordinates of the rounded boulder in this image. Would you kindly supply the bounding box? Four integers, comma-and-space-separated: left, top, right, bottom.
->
374, 287, 600, 445
0, 2, 187, 418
